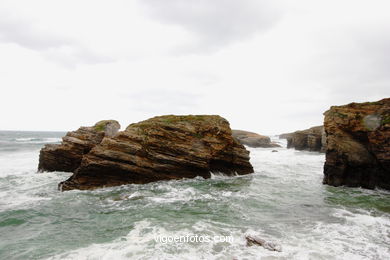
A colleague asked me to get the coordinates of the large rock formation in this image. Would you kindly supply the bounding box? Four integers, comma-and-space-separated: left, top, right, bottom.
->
38, 120, 120, 172
232, 130, 281, 148
280, 126, 325, 152
323, 98, 390, 190
59, 115, 254, 191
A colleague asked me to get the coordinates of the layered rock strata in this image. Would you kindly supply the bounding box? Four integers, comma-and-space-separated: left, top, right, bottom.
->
38, 120, 120, 172
59, 115, 254, 190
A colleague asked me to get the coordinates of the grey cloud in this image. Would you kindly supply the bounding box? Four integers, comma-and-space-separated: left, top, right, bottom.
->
0, 15, 113, 67
139, 0, 282, 53
0, 15, 70, 50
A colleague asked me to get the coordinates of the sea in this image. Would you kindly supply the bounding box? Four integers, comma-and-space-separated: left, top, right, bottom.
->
0, 130, 389, 260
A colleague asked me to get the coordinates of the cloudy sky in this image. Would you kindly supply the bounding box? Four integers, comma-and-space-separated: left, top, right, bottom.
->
1, 0, 389, 134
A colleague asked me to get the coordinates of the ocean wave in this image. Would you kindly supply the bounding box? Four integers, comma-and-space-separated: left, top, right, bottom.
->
13, 137, 62, 144
0, 132, 389, 260
48, 220, 259, 260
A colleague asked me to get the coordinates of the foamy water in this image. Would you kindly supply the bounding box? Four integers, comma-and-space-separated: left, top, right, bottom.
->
0, 132, 389, 259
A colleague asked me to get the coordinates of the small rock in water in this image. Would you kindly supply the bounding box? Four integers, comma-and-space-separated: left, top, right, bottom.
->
245, 235, 282, 252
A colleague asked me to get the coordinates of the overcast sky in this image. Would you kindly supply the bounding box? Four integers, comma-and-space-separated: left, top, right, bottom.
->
1, 0, 389, 134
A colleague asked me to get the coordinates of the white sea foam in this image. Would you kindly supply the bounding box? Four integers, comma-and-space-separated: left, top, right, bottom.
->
49, 220, 244, 260
0, 132, 389, 259
0, 149, 71, 211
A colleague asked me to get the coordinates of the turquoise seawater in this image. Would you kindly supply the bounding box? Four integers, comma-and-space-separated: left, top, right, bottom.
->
0, 131, 389, 259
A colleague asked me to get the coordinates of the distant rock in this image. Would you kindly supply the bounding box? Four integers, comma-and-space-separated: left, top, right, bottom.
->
38, 120, 120, 172
59, 115, 254, 191
232, 130, 281, 148
281, 126, 325, 152
278, 133, 292, 139
323, 98, 390, 190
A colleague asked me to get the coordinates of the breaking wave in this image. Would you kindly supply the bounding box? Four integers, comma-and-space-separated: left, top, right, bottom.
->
0, 132, 389, 259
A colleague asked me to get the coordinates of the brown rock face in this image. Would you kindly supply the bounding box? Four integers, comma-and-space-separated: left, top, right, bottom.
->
323, 98, 390, 190
38, 120, 120, 172
232, 130, 281, 148
283, 126, 325, 152
59, 115, 254, 191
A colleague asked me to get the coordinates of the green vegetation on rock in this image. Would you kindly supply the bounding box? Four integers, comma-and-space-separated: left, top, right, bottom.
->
330, 111, 348, 119
94, 124, 106, 132
93, 120, 119, 132
381, 115, 390, 126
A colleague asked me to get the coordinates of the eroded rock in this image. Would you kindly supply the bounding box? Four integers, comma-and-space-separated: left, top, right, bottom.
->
59, 115, 254, 191
38, 120, 120, 172
323, 98, 390, 190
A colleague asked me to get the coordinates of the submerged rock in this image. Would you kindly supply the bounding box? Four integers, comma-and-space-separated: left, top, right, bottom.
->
59, 115, 254, 191
323, 98, 390, 190
281, 126, 325, 152
245, 235, 282, 252
38, 120, 120, 172
232, 130, 281, 148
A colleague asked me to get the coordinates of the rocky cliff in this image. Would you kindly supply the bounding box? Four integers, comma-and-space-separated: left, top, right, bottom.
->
323, 98, 390, 190
281, 126, 325, 152
232, 130, 281, 148
59, 115, 254, 191
38, 120, 120, 172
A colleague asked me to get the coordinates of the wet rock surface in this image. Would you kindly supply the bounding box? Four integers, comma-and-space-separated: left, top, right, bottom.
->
245, 235, 282, 252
